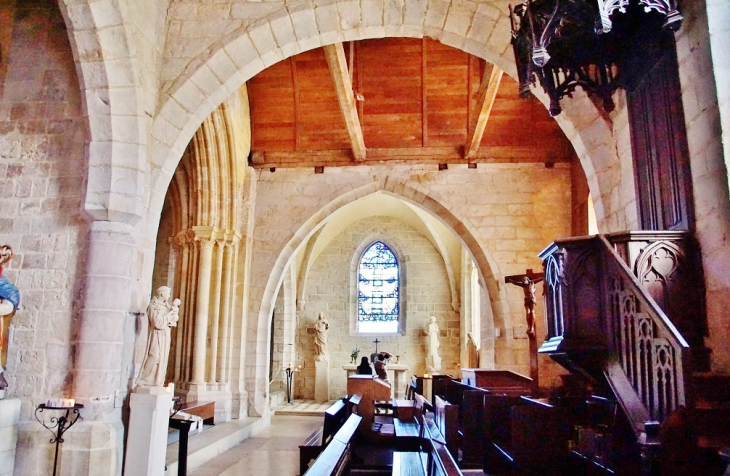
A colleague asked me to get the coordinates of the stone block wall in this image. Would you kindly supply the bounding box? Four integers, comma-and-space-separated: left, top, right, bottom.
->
248, 162, 574, 407
296, 216, 460, 399
0, 1, 85, 419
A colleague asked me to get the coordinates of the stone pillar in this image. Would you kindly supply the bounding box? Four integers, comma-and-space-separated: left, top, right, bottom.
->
208, 240, 225, 382
0, 398, 20, 476
314, 361, 330, 403
192, 233, 215, 384
66, 220, 142, 476
123, 388, 173, 476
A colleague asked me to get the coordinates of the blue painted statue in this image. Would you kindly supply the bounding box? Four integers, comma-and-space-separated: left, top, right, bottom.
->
0, 246, 20, 396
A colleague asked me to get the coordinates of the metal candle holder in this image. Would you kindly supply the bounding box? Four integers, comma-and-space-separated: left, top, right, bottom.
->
35, 403, 84, 476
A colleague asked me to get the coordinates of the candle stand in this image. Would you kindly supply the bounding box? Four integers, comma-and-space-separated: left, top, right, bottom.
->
285, 365, 295, 404
35, 403, 84, 476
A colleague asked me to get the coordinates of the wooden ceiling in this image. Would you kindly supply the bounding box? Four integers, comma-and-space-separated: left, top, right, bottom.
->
247, 38, 574, 169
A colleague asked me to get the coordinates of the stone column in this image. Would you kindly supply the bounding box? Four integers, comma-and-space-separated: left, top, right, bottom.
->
60, 220, 144, 476
208, 240, 225, 382
192, 232, 215, 384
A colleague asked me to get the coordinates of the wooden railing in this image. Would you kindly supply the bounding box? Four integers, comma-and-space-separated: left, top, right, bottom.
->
539, 235, 690, 435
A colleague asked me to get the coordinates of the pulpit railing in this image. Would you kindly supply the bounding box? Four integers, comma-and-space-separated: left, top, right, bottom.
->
539, 234, 690, 435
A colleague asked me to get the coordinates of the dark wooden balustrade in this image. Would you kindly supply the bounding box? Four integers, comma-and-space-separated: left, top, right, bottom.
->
539, 234, 690, 436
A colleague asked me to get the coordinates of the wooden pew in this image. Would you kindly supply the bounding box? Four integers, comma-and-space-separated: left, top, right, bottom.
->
177, 400, 215, 425
347, 375, 391, 436
299, 399, 349, 475
433, 395, 459, 458
481, 395, 523, 474
392, 410, 463, 476
304, 413, 362, 476
394, 394, 429, 451
509, 397, 574, 476
461, 369, 534, 396
455, 384, 491, 468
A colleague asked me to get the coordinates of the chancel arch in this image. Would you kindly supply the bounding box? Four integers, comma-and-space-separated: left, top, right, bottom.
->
248, 179, 522, 415
144, 1, 620, 238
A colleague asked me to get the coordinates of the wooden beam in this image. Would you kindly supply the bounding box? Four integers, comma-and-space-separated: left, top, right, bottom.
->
323, 43, 367, 161
250, 147, 572, 169
465, 64, 504, 159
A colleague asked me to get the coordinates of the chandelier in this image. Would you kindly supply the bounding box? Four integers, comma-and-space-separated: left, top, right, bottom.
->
509, 0, 683, 116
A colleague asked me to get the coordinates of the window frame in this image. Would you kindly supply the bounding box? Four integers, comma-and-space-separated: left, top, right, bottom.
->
349, 236, 407, 336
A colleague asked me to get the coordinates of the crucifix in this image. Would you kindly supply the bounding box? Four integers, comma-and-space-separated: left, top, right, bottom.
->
505, 268, 544, 391
373, 338, 381, 354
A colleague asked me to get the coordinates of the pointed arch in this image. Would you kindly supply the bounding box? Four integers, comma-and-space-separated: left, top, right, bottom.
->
245, 178, 512, 416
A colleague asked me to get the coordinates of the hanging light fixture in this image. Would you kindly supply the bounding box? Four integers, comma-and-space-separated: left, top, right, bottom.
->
509, 0, 682, 116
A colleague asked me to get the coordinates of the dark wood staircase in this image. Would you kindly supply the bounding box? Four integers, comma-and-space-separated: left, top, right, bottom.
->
538, 232, 730, 474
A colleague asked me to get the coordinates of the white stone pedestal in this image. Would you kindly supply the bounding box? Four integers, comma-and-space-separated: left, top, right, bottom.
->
0, 398, 20, 476
123, 388, 173, 476
314, 360, 330, 403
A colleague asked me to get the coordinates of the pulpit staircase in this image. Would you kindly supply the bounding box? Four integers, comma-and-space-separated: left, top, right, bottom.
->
538, 232, 730, 473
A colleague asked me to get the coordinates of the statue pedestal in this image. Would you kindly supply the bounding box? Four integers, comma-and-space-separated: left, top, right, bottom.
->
314, 360, 329, 403
0, 398, 20, 476
123, 387, 173, 476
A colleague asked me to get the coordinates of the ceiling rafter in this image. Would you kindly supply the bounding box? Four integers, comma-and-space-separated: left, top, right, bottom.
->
323, 43, 367, 161
465, 64, 504, 159
250, 146, 572, 169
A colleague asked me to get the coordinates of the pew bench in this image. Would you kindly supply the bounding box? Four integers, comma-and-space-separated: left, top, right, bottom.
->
299, 399, 349, 475
394, 394, 429, 451
178, 400, 215, 425
392, 412, 463, 476
303, 413, 362, 476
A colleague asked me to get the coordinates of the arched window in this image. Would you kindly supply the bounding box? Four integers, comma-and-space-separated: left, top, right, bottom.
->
358, 241, 399, 333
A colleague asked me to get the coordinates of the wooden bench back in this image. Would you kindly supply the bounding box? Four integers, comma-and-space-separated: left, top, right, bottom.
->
510, 398, 573, 475
433, 395, 459, 456
347, 394, 361, 415
304, 414, 362, 476
322, 399, 347, 445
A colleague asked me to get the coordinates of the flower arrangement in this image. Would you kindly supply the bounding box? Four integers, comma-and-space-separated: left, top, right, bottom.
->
350, 348, 360, 364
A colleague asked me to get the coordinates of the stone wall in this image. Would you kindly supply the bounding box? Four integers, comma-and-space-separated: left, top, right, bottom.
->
0, 0, 85, 418
296, 216, 460, 399
247, 162, 574, 412
675, 0, 730, 372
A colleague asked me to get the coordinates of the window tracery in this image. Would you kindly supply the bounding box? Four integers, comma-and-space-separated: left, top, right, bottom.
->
357, 241, 399, 333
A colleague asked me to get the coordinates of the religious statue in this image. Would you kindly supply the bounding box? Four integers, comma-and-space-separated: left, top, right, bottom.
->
136, 286, 180, 387
313, 312, 329, 361
505, 272, 544, 337
0, 246, 20, 399
424, 316, 442, 373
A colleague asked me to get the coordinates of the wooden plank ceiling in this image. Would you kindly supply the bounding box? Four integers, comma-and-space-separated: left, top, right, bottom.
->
247, 38, 574, 169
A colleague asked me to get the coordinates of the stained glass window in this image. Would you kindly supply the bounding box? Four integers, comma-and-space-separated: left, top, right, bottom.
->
358, 241, 399, 333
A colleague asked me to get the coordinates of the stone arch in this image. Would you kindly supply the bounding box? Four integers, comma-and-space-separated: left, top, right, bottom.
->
145, 0, 618, 233
58, 0, 147, 223
246, 178, 512, 416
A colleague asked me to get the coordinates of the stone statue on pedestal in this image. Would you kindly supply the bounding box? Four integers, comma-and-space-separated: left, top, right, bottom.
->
314, 312, 330, 361
136, 286, 180, 387
424, 316, 442, 373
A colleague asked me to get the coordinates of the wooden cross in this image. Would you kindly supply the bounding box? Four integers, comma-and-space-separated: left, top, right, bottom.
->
373, 338, 381, 353
505, 268, 544, 392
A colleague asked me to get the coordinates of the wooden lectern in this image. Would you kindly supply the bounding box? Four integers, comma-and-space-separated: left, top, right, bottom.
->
347, 375, 391, 435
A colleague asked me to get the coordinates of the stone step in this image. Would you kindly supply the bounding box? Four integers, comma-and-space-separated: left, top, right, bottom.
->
165, 417, 264, 475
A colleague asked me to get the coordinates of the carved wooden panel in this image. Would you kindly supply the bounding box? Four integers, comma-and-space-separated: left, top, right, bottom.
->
627, 36, 694, 231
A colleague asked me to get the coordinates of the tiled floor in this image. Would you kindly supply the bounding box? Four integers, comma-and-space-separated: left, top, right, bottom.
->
188, 415, 322, 476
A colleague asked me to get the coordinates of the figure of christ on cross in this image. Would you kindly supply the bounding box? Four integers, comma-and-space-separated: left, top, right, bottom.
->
505, 269, 544, 337
505, 268, 544, 392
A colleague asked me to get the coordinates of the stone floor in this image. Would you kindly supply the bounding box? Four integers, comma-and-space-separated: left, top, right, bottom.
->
273, 399, 337, 416
188, 414, 322, 476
